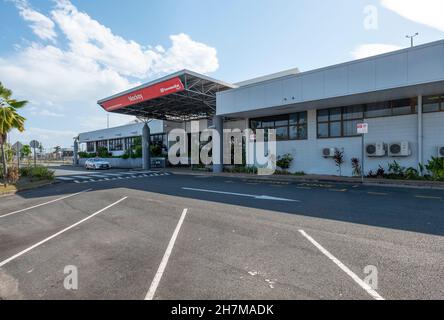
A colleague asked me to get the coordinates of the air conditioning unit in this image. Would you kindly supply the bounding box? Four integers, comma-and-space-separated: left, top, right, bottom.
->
322, 147, 336, 158
366, 142, 387, 157
389, 142, 411, 157
438, 146, 444, 158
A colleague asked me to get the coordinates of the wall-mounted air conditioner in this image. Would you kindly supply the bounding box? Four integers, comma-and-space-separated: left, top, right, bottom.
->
389, 142, 411, 157
366, 142, 387, 157
438, 146, 444, 158
322, 148, 336, 158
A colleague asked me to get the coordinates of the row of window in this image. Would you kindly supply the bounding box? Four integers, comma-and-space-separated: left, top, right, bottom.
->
85, 134, 166, 152
250, 94, 444, 140
250, 112, 308, 141
423, 94, 444, 113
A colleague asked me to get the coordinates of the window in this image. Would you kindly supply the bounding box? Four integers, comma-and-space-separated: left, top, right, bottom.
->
364, 98, 416, 118
124, 137, 136, 150
86, 142, 95, 152
392, 98, 416, 116
250, 112, 307, 141
317, 98, 417, 138
317, 106, 364, 138
109, 139, 123, 151
423, 95, 444, 113
97, 140, 108, 149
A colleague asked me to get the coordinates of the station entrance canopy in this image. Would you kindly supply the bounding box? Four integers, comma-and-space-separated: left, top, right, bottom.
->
98, 70, 235, 121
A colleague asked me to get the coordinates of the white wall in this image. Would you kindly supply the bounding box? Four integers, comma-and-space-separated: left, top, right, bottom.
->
423, 112, 444, 161
271, 111, 438, 177
218, 40, 444, 116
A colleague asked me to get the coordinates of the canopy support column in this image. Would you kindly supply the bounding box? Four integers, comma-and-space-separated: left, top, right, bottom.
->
142, 123, 151, 171
213, 115, 223, 173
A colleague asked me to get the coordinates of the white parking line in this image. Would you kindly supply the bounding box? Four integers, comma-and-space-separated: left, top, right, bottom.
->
298, 229, 384, 300
0, 197, 128, 268
145, 208, 188, 300
0, 189, 92, 219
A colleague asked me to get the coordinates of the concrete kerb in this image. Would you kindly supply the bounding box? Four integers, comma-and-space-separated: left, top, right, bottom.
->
168, 169, 444, 190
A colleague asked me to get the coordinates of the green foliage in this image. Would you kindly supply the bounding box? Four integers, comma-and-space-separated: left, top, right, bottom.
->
351, 158, 361, 177
97, 147, 111, 158
150, 144, 162, 157
1, 82, 28, 186
333, 150, 345, 176
224, 166, 258, 174
276, 153, 294, 170
21, 145, 32, 158
426, 157, 444, 180
20, 166, 55, 181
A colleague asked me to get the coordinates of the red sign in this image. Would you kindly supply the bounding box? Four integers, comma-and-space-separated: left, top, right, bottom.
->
100, 77, 185, 111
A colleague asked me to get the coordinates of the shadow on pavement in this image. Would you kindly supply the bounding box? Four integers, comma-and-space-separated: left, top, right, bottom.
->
7, 171, 444, 237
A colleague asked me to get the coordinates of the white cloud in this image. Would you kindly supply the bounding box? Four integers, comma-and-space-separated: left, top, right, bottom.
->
13, 0, 57, 42
351, 43, 403, 59
2, 0, 220, 148
381, 0, 444, 32
152, 33, 219, 74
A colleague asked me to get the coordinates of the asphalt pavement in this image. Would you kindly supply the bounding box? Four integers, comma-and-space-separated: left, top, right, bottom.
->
0, 171, 443, 300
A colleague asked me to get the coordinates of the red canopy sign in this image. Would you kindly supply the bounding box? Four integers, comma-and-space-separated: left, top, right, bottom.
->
100, 77, 185, 112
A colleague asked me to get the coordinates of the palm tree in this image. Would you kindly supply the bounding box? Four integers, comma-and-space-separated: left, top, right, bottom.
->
0, 82, 27, 187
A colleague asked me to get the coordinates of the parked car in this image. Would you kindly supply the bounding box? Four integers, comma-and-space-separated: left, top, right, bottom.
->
85, 158, 111, 170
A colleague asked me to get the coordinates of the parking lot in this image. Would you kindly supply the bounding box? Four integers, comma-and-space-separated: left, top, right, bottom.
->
0, 171, 443, 300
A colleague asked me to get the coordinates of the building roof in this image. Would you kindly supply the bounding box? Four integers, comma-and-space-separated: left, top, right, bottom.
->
235, 68, 300, 87
78, 121, 164, 143
98, 70, 236, 121
217, 39, 444, 117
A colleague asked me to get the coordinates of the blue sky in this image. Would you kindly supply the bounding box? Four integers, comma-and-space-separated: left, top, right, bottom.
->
1, 0, 443, 149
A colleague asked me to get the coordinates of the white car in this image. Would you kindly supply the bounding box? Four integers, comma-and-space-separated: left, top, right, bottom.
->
85, 158, 111, 170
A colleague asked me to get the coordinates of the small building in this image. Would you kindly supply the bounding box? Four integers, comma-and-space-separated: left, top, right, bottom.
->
78, 121, 169, 157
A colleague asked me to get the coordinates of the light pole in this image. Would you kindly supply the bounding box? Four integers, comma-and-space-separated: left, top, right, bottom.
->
406, 33, 419, 47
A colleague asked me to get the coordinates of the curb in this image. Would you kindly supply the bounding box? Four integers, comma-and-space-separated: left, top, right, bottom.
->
170, 171, 444, 190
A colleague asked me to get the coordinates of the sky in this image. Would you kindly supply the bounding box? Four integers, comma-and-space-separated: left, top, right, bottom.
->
1, 0, 444, 150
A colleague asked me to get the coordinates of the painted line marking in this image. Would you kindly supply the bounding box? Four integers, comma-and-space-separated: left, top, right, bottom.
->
415, 195, 442, 200
0, 189, 92, 218
368, 192, 388, 196
299, 230, 384, 301
56, 177, 76, 181
182, 187, 300, 202
72, 176, 94, 180
329, 188, 348, 192
0, 197, 128, 268
145, 208, 188, 300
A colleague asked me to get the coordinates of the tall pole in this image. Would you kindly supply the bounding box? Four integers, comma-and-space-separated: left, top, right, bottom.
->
17, 144, 20, 169
406, 33, 419, 48
361, 133, 365, 184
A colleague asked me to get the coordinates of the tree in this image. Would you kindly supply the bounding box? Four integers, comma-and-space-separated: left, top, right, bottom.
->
21, 145, 32, 159
0, 82, 27, 186
333, 149, 345, 176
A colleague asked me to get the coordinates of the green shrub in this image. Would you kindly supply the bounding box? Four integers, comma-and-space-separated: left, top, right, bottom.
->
224, 166, 258, 174
20, 166, 55, 181
426, 157, 444, 180
276, 154, 294, 170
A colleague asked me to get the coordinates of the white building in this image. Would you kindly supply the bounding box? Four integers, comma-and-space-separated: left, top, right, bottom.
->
91, 40, 444, 176
216, 40, 444, 176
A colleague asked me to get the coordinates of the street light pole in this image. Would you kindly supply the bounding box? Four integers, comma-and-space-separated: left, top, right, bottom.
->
406, 33, 419, 47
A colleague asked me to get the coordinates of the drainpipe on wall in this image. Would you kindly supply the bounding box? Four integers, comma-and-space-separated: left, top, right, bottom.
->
418, 95, 423, 173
